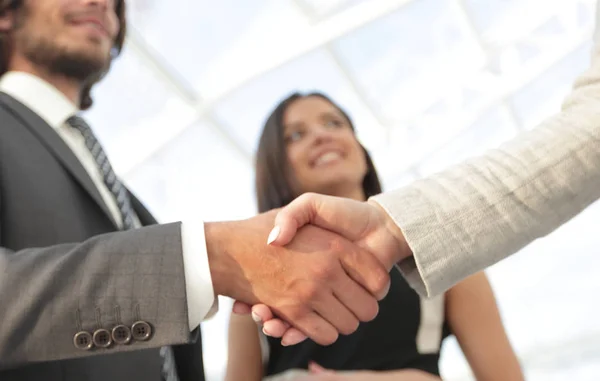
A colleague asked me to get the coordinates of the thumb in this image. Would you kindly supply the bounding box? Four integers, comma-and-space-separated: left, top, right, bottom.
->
267, 193, 367, 246
267, 193, 320, 246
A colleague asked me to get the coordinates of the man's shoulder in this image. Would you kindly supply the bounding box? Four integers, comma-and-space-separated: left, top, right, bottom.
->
0, 103, 25, 134
0, 92, 38, 132
0, 92, 25, 120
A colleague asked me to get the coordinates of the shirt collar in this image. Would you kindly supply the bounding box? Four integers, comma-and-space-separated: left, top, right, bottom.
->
0, 71, 78, 129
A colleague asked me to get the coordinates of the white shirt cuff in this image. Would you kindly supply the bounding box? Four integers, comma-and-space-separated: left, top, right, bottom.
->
181, 221, 219, 331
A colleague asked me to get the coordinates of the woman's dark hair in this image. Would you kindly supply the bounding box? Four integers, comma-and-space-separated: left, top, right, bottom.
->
0, 0, 127, 110
255, 91, 382, 213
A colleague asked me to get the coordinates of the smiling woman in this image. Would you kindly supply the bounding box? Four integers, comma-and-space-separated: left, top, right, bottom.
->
0, 0, 127, 109
255, 92, 382, 213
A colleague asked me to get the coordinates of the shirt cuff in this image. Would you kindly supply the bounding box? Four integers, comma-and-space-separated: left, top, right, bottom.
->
181, 220, 219, 331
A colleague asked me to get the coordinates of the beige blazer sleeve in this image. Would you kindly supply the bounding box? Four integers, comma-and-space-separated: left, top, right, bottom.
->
371, 46, 600, 298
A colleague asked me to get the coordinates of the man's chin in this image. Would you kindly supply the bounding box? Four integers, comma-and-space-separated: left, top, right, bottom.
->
51, 53, 109, 82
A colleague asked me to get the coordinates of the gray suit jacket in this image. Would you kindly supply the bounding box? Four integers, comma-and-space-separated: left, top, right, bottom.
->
372, 46, 600, 298
0, 93, 205, 380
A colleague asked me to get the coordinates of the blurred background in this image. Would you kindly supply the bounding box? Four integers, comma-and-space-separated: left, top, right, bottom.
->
84, 0, 600, 379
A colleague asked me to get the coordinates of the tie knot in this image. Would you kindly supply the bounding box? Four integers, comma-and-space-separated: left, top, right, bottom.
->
67, 115, 93, 136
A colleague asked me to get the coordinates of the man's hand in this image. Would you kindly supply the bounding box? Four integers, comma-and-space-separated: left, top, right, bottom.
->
232, 193, 414, 345
205, 210, 390, 346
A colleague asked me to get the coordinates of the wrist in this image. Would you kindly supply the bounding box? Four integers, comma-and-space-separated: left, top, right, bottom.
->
205, 219, 269, 304
367, 199, 413, 263
204, 221, 238, 298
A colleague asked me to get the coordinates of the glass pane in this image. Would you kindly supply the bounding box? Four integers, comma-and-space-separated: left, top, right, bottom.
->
382, 89, 490, 179
332, 0, 486, 124
380, 171, 418, 192
510, 42, 593, 130
462, 0, 595, 38
299, 0, 370, 18
128, 0, 308, 97
417, 106, 518, 177
83, 47, 196, 172
124, 119, 255, 222
463, 0, 542, 35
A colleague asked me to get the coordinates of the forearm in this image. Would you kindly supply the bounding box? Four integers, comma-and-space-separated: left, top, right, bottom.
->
373, 46, 600, 297
0, 223, 191, 369
446, 273, 524, 381
477, 364, 524, 381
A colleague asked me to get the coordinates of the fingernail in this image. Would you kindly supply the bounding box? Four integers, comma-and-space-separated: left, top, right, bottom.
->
251, 311, 262, 323
282, 332, 305, 346
262, 327, 271, 336
267, 226, 280, 245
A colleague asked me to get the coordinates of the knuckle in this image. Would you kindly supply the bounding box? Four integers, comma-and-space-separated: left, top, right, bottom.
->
298, 283, 321, 303
284, 307, 302, 322
369, 268, 390, 296
312, 264, 329, 281
298, 192, 316, 204
312, 258, 338, 282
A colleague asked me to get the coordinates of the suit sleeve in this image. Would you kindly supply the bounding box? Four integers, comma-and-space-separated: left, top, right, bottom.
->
0, 219, 194, 369
371, 46, 600, 298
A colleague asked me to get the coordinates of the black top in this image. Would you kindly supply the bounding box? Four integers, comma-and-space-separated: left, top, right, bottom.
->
265, 268, 451, 376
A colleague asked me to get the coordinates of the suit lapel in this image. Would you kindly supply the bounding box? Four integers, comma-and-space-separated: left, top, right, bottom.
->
0, 92, 119, 229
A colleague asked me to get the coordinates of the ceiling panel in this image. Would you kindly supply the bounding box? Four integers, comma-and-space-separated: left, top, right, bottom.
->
463, 0, 546, 35
128, 0, 308, 97
332, 0, 486, 123
510, 42, 593, 130
298, 0, 370, 18
83, 46, 192, 156
417, 105, 518, 176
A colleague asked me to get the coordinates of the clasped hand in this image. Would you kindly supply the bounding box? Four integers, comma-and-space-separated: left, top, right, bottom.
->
230, 193, 411, 346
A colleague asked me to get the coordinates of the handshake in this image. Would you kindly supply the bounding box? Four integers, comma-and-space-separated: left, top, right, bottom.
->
207, 193, 413, 346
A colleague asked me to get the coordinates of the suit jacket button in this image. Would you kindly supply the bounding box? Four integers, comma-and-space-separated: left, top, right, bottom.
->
73, 331, 93, 350
92, 328, 112, 348
131, 321, 152, 341
112, 324, 132, 345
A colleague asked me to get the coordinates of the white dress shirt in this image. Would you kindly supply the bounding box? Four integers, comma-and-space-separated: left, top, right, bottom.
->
0, 71, 216, 330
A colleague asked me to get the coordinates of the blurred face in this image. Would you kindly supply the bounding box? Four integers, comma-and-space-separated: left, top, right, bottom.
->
283, 96, 368, 197
10, 0, 120, 81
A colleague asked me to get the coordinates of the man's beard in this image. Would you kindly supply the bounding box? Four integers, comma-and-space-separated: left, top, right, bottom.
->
19, 33, 109, 83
